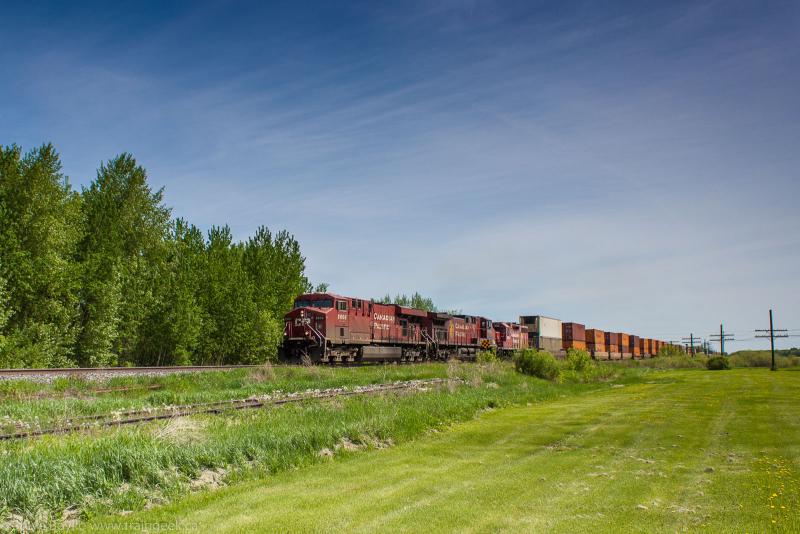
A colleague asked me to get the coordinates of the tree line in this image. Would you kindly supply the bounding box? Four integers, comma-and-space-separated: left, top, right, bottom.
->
376, 292, 438, 312
374, 293, 462, 316
0, 144, 314, 368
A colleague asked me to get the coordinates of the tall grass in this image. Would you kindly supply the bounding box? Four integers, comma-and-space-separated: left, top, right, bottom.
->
729, 351, 800, 368
611, 354, 708, 369
608, 352, 800, 369
555, 350, 800, 371
0, 362, 641, 530
507, 348, 707, 382
0, 364, 450, 431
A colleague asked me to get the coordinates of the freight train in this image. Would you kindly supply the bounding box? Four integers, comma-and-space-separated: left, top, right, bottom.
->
282, 291, 681, 363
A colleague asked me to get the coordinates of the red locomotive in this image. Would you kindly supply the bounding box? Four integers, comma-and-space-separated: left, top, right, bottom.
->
492, 322, 529, 351
283, 292, 509, 363
282, 290, 677, 363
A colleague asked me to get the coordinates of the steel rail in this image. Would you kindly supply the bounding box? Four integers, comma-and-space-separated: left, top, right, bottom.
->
0, 379, 449, 441
0, 365, 263, 377
0, 361, 444, 381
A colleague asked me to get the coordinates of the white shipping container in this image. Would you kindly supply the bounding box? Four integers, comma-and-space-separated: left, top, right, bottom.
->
519, 315, 563, 339
537, 316, 562, 339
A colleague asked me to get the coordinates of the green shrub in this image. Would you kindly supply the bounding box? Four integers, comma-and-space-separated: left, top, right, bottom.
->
706, 356, 730, 370
564, 348, 593, 371
476, 350, 497, 364
513, 349, 561, 381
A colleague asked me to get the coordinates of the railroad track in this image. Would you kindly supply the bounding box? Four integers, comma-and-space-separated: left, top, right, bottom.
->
0, 378, 450, 441
0, 361, 440, 382
0, 365, 265, 382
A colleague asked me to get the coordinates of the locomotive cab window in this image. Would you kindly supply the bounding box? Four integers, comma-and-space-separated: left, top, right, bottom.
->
336, 300, 347, 311
296, 299, 333, 309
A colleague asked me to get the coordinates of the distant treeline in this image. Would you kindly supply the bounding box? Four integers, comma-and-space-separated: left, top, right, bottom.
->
730, 348, 800, 358
376, 293, 437, 312
375, 292, 462, 316
0, 144, 316, 368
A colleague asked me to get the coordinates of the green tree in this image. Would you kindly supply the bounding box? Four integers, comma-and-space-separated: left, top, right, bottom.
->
0, 143, 312, 368
75, 259, 122, 366
196, 226, 259, 364
376, 292, 438, 312
135, 219, 204, 366
77, 154, 171, 366
410, 292, 437, 312
0, 144, 83, 367
243, 226, 277, 317
242, 226, 297, 361
310, 282, 329, 293
269, 230, 310, 319
0, 272, 10, 356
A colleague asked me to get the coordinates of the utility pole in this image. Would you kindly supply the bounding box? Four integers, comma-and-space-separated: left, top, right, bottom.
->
667, 340, 682, 356
755, 309, 788, 372
681, 334, 701, 357
710, 324, 734, 356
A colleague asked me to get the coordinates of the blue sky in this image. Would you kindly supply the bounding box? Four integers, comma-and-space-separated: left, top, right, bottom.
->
2, 0, 799, 349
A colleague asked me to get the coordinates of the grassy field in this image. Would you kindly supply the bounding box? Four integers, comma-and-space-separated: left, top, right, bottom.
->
79, 368, 800, 533
2, 361, 639, 531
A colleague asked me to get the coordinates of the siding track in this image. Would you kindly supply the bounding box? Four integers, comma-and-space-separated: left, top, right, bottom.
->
0, 365, 262, 382
0, 378, 449, 441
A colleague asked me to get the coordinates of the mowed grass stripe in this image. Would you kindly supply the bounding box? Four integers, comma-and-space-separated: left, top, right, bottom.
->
81, 369, 800, 533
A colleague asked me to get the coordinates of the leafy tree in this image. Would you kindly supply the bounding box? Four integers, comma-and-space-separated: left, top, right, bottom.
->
0, 144, 312, 367
0, 144, 82, 367
269, 230, 310, 319
135, 219, 204, 365
242, 226, 302, 361
197, 226, 259, 364
0, 272, 9, 355
75, 260, 122, 367
410, 292, 437, 312
376, 292, 438, 312
243, 226, 277, 317
77, 154, 171, 366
